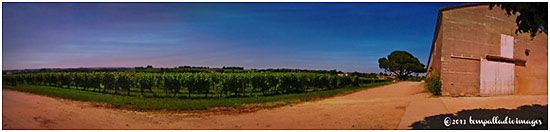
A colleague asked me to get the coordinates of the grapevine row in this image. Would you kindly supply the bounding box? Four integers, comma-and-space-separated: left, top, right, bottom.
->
3, 72, 387, 98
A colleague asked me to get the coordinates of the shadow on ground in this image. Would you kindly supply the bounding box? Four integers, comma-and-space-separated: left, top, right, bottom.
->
410, 104, 547, 130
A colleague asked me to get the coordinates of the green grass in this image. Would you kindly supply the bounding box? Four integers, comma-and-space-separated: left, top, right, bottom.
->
3, 82, 392, 111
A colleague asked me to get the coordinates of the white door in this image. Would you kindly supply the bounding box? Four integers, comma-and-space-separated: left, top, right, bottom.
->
501, 34, 514, 58
480, 59, 515, 96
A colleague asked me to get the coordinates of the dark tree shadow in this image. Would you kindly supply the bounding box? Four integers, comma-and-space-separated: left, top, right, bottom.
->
410, 104, 547, 130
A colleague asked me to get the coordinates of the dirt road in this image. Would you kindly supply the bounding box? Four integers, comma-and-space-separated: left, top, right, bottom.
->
3, 81, 546, 129
3, 81, 429, 129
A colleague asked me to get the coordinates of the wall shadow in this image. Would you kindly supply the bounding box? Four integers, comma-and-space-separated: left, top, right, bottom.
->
410, 104, 547, 129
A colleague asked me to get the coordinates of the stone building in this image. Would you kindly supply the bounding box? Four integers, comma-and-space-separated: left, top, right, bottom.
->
426, 3, 548, 96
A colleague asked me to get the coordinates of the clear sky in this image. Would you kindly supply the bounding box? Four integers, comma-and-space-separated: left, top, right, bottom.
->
3, 2, 469, 72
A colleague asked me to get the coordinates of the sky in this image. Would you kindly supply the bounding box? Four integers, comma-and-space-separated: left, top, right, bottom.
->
3, 2, 469, 72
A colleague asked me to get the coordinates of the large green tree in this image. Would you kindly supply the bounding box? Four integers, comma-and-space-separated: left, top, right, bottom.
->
489, 2, 548, 37
378, 51, 425, 80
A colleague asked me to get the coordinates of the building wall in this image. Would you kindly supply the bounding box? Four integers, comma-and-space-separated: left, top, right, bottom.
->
427, 16, 443, 75
433, 32, 443, 73
434, 5, 547, 96
514, 32, 548, 95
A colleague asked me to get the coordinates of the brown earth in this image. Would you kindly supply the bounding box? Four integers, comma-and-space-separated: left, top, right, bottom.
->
2, 81, 428, 129
3, 81, 546, 129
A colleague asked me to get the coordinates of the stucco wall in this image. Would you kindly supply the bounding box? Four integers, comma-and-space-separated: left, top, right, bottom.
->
514, 32, 548, 95
433, 4, 547, 96
427, 16, 443, 75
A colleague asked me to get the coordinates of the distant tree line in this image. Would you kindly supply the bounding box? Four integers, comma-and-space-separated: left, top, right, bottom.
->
3, 67, 131, 74
348, 72, 379, 78
256, 68, 342, 75
5, 66, 387, 79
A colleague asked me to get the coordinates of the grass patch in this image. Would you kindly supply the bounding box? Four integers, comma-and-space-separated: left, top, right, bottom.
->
3, 82, 392, 111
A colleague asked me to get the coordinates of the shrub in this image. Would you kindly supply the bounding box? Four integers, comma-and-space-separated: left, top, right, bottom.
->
406, 76, 424, 82
424, 71, 441, 96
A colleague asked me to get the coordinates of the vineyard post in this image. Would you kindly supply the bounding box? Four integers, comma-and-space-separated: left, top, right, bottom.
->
205, 77, 209, 98
241, 80, 245, 97
187, 85, 191, 98
126, 77, 131, 96
140, 79, 145, 96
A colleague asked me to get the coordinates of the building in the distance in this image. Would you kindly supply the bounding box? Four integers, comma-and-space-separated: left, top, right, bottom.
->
426, 3, 548, 96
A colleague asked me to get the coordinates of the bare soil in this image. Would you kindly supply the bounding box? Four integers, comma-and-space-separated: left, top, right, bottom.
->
10, 81, 546, 130
5, 81, 545, 129
3, 81, 430, 129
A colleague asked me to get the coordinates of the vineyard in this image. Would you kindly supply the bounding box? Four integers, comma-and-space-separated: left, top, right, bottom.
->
3, 72, 388, 99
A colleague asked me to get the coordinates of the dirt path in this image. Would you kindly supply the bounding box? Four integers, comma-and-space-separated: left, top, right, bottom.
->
397, 94, 548, 129
3, 81, 430, 129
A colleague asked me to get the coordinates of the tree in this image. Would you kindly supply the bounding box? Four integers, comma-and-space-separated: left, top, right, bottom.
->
489, 3, 548, 37
378, 51, 425, 80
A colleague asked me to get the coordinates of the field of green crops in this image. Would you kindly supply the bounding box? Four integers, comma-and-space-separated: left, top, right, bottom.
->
3, 72, 387, 99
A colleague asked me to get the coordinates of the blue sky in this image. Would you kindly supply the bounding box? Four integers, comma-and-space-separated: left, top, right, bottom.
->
3, 2, 469, 72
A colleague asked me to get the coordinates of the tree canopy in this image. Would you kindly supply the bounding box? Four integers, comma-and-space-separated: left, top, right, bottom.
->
489, 2, 548, 37
378, 51, 425, 80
